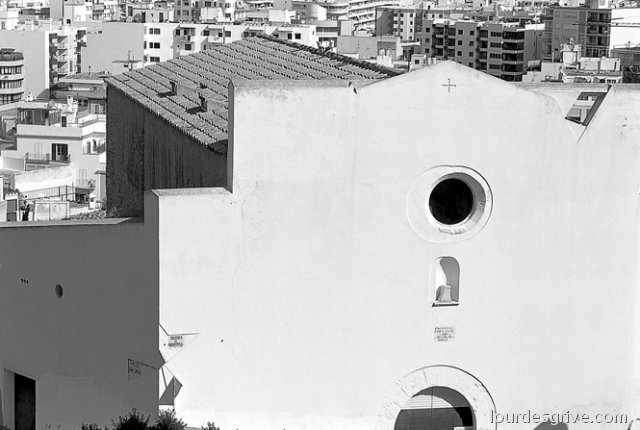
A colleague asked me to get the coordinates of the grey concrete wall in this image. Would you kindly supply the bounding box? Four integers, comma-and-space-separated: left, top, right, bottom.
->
106, 87, 227, 217
0, 215, 159, 429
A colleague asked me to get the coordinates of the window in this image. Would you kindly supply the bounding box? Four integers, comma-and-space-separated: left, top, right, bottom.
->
295, 33, 301, 39
457, 29, 462, 34
203, 29, 209, 35
185, 43, 192, 50
457, 40, 462, 45
489, 53, 501, 58
489, 64, 501, 69
426, 28, 430, 32
469, 40, 474, 46
151, 42, 160, 48
287, 33, 292, 39
490, 42, 501, 48
176, 29, 180, 35
205, 1, 211, 5
150, 56, 160, 62
144, 41, 147, 49
425, 48, 429, 53
224, 30, 231, 37
468, 62, 473, 67
154, 28, 161, 34
468, 52, 474, 57
457, 50, 462, 56
490, 31, 501, 37
470, 30, 475, 35
414, 59, 420, 64
51, 143, 69, 162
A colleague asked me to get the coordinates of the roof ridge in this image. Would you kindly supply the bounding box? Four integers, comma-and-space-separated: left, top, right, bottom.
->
254, 34, 403, 77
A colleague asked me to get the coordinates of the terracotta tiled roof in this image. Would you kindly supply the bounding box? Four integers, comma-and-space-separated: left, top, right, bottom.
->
107, 35, 401, 155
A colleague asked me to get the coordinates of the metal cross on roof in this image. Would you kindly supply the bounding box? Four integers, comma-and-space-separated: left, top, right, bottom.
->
442, 78, 457, 93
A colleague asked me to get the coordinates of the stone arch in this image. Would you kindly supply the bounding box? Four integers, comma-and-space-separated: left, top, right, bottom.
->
376, 365, 496, 430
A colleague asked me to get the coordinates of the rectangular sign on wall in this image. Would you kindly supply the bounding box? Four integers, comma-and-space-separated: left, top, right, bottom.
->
434, 326, 455, 342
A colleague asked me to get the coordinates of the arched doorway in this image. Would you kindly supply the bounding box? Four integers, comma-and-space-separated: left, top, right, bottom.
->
394, 386, 474, 430
376, 365, 495, 430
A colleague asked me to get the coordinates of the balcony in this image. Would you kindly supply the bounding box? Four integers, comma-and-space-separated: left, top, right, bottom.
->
25, 153, 50, 164
502, 42, 524, 53
75, 178, 95, 189
51, 153, 70, 163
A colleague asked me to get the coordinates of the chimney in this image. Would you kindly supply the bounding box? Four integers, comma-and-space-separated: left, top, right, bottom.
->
169, 80, 188, 96
198, 92, 209, 111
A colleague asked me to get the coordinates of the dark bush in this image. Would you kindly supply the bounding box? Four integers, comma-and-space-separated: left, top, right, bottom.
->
201, 422, 220, 430
112, 409, 150, 430
152, 410, 186, 430
80, 424, 105, 430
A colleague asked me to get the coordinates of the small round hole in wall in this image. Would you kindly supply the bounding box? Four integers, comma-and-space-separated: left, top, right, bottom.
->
429, 178, 474, 225
55, 284, 63, 298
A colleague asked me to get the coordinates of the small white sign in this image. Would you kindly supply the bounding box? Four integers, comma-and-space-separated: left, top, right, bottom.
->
434, 326, 455, 342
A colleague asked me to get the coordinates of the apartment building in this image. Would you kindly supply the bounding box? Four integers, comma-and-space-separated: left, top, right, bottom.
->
480, 22, 525, 80
274, 0, 350, 21
123, 0, 174, 22
375, 6, 423, 41
418, 18, 527, 81
0, 48, 24, 105
49, 0, 119, 24
348, 0, 398, 30
542, 6, 611, 61
0, 22, 86, 97
83, 21, 320, 74
1, 97, 105, 199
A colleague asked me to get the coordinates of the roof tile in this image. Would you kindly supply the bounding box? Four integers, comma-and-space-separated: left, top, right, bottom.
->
107, 35, 401, 154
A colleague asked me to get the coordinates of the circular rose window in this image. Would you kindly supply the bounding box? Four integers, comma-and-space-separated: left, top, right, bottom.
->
407, 166, 492, 242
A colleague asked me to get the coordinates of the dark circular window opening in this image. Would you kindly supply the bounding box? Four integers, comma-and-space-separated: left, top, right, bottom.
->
55, 284, 63, 298
429, 178, 474, 225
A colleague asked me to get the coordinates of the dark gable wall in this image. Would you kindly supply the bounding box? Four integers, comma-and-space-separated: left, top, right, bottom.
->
107, 86, 227, 217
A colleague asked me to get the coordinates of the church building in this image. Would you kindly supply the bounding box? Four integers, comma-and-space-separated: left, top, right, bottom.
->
2, 35, 640, 430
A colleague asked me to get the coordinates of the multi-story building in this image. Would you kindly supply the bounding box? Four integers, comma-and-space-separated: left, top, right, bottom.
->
51, 72, 108, 114
50, 0, 119, 24
311, 19, 354, 47
480, 22, 525, 80
348, 0, 398, 30
542, 5, 611, 61
418, 18, 527, 81
1, 97, 105, 200
83, 21, 321, 74
375, 6, 423, 41
0, 48, 24, 105
0, 8, 19, 29
0, 22, 86, 98
198, 22, 319, 49
123, 0, 173, 22
83, 22, 171, 74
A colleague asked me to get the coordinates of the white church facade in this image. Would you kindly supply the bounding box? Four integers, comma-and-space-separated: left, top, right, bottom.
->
155, 65, 640, 430
2, 60, 640, 430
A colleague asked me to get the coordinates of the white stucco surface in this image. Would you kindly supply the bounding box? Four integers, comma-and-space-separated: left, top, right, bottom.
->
153, 63, 640, 429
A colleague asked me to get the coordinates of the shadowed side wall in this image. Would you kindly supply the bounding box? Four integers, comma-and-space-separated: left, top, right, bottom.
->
0, 216, 160, 430
106, 86, 227, 217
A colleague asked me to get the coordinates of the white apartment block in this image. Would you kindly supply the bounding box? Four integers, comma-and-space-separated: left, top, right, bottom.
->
50, 0, 120, 24
83, 21, 319, 74
0, 22, 86, 98
1, 98, 105, 200
123, 0, 174, 22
